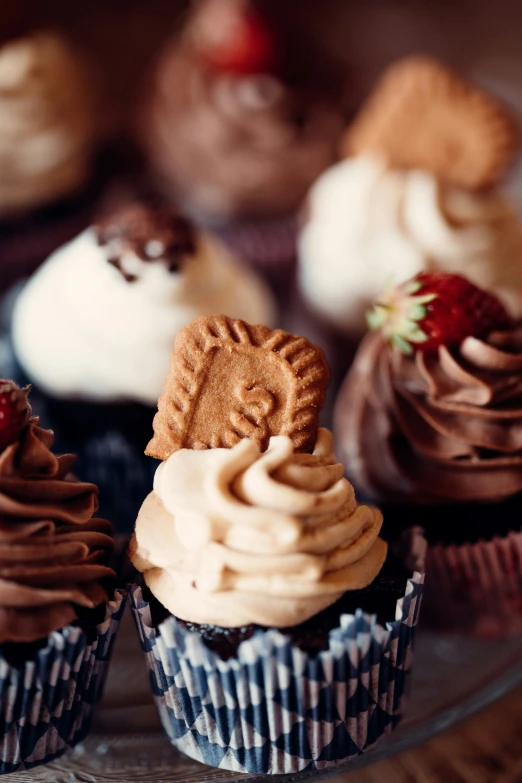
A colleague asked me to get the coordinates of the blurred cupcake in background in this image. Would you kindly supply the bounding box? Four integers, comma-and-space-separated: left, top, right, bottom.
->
0, 380, 124, 773
136, 0, 346, 297
334, 272, 522, 638
8, 202, 276, 530
298, 56, 522, 344
0, 31, 108, 294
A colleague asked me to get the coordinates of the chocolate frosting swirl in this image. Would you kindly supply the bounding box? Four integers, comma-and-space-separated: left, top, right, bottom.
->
335, 327, 522, 504
0, 420, 115, 642
140, 46, 344, 222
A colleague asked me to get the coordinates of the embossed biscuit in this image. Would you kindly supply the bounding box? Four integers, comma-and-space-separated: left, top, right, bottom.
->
146, 315, 330, 459
343, 56, 518, 190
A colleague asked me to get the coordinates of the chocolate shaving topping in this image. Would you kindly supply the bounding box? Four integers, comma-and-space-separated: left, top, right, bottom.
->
95, 203, 196, 282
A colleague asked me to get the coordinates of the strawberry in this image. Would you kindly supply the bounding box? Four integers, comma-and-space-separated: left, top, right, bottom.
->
367, 272, 512, 354
190, 0, 275, 75
0, 380, 31, 453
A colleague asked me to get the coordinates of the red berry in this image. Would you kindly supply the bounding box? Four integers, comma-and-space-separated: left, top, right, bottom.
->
367, 272, 512, 354
190, 0, 275, 75
0, 380, 31, 453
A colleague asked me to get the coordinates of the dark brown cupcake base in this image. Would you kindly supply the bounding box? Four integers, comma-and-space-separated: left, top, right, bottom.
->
380, 495, 522, 546
144, 550, 412, 661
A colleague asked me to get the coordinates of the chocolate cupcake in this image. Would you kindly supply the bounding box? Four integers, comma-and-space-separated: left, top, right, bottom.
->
298, 56, 522, 346
0, 31, 107, 294
7, 202, 276, 531
136, 0, 345, 296
335, 272, 522, 637
129, 315, 424, 775
0, 381, 124, 774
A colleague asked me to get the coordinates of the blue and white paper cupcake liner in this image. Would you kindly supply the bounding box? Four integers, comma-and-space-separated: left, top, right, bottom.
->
130, 538, 424, 775
0, 589, 126, 775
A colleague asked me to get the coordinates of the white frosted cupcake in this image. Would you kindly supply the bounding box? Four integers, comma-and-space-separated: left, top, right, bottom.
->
298, 56, 522, 339
8, 203, 276, 531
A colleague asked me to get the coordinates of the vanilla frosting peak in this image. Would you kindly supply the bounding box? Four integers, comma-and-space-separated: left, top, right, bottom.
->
131, 428, 387, 627
298, 155, 522, 335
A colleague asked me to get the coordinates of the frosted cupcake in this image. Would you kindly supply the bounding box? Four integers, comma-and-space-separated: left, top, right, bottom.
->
9, 203, 276, 531
130, 315, 424, 774
298, 56, 522, 339
0, 380, 124, 773
335, 272, 522, 637
0, 31, 104, 293
137, 0, 345, 293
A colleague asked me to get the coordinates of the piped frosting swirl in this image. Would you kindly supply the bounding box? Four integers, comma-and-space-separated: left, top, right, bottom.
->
0, 420, 115, 642
336, 327, 522, 503
131, 428, 386, 627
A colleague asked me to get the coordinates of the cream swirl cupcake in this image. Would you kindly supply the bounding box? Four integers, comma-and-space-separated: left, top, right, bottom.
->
130, 315, 425, 775
298, 56, 522, 338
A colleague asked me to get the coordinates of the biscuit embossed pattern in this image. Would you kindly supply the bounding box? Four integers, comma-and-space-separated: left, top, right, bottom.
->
147, 314, 329, 458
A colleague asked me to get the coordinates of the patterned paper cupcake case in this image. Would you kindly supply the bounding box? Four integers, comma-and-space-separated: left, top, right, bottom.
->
422, 532, 522, 639
0, 589, 126, 775
130, 540, 424, 775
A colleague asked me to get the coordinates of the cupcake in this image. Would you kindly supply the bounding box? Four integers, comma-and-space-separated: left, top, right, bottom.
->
0, 380, 124, 773
298, 56, 522, 340
0, 31, 105, 294
334, 272, 522, 637
137, 0, 345, 294
8, 202, 276, 531
129, 315, 425, 775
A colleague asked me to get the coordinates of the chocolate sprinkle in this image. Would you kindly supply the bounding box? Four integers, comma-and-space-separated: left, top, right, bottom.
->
95, 203, 196, 282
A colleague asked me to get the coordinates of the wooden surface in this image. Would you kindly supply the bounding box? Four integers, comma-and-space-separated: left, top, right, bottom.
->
330, 683, 522, 783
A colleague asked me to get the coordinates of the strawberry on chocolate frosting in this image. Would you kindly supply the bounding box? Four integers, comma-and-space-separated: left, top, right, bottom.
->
0, 383, 115, 642
336, 275, 522, 504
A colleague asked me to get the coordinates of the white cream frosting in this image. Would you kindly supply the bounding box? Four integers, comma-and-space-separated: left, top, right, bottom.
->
131, 429, 387, 627
12, 228, 276, 405
298, 155, 522, 335
0, 32, 99, 216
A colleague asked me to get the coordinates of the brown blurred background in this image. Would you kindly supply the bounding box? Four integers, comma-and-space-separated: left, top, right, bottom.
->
4, 0, 522, 118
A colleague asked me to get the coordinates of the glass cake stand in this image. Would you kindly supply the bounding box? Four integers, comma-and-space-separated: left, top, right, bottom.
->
4, 604, 522, 783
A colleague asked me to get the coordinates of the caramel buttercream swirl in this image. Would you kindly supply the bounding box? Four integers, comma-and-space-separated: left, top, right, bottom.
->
0, 32, 99, 216
336, 327, 522, 504
141, 46, 343, 221
0, 420, 115, 642
131, 429, 386, 627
